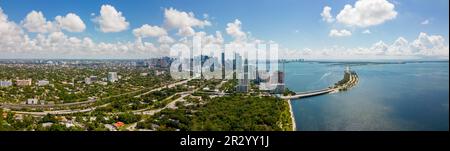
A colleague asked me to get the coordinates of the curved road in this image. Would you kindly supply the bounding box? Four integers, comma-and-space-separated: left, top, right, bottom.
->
6, 79, 192, 116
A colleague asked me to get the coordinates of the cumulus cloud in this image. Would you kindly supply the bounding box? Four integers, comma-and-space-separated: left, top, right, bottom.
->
421, 19, 430, 25
177, 26, 195, 37
411, 32, 448, 57
164, 7, 211, 36
158, 35, 175, 44
22, 11, 86, 33
133, 24, 167, 38
320, 6, 334, 23
282, 32, 449, 60
388, 37, 409, 55
336, 0, 397, 27
362, 29, 371, 34
198, 31, 224, 45
21, 11, 57, 33
329, 29, 352, 37
4, 31, 163, 59
226, 19, 247, 41
2, 5, 448, 60
1, 7, 166, 59
1, 8, 26, 52
55, 13, 86, 32
94, 5, 129, 33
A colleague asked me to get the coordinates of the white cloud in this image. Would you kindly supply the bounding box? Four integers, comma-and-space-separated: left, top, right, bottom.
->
421, 19, 430, 25
1, 7, 166, 59
164, 7, 211, 36
282, 32, 449, 60
320, 6, 334, 23
336, 0, 397, 27
21, 11, 57, 33
177, 26, 195, 37
226, 19, 247, 41
55, 13, 86, 32
329, 29, 352, 37
158, 35, 175, 44
22, 11, 85, 33
94, 5, 129, 33
133, 24, 167, 38
198, 31, 224, 45
388, 37, 409, 55
362, 29, 371, 34
2, 6, 448, 60
411, 32, 448, 56
1, 8, 26, 52
370, 41, 389, 55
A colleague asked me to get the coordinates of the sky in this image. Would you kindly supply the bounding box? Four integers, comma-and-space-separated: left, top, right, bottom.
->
0, 0, 449, 60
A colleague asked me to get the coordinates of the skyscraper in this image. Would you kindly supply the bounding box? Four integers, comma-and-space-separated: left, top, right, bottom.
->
236, 57, 249, 93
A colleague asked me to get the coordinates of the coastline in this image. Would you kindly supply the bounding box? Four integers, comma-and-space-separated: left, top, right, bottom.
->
287, 99, 297, 131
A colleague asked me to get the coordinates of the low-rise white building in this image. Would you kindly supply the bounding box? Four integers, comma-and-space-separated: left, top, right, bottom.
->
85, 77, 92, 85
42, 122, 53, 127
104, 124, 117, 131
26, 98, 39, 105
0, 80, 12, 87
38, 80, 50, 86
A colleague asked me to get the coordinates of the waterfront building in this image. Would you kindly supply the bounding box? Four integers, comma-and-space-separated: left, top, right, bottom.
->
271, 71, 285, 94
346, 66, 351, 73
258, 71, 285, 94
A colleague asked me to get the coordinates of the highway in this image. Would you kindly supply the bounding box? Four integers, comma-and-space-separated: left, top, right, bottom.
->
5, 79, 192, 116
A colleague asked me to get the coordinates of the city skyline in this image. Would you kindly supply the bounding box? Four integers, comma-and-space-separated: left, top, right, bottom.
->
0, 0, 449, 60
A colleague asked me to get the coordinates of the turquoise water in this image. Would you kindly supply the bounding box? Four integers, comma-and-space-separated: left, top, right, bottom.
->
285, 62, 449, 131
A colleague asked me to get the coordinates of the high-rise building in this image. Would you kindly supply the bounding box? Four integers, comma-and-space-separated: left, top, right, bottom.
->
236, 57, 249, 93
108, 72, 118, 82
272, 71, 285, 94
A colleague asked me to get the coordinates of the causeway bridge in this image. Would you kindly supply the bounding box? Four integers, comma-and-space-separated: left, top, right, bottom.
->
280, 88, 335, 99
280, 69, 358, 100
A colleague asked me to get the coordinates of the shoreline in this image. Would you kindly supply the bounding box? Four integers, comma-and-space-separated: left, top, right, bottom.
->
283, 70, 359, 131
287, 99, 297, 131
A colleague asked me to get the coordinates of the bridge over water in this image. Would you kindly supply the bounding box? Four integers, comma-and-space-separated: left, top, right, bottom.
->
279, 69, 358, 100
280, 88, 336, 99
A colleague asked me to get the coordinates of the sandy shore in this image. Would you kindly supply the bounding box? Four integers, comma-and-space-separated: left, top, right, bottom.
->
287, 99, 297, 131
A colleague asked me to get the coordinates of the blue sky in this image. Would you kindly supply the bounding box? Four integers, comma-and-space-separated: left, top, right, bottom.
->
0, 0, 448, 59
